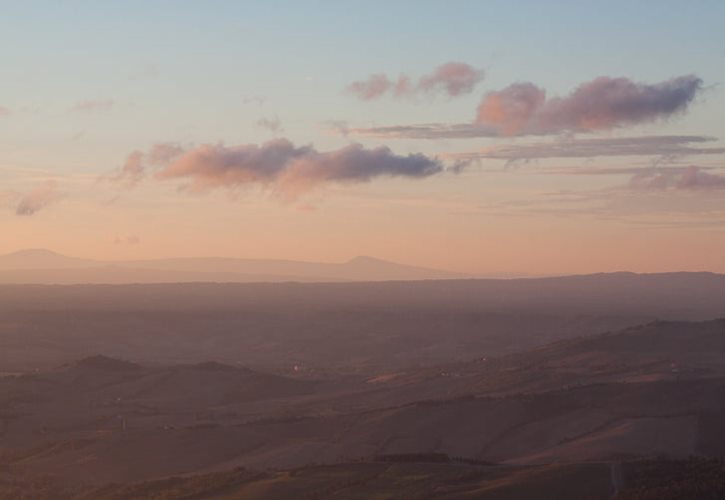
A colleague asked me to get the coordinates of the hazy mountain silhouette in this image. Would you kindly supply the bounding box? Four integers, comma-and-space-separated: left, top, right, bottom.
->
0, 248, 100, 270
0, 249, 467, 283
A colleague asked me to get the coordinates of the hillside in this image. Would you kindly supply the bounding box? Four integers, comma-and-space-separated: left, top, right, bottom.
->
366, 318, 725, 402
0, 275, 723, 374
1, 319, 725, 489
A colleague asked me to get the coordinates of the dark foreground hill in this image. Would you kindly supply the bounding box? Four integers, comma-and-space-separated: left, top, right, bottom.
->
1, 318, 724, 497
4, 458, 725, 499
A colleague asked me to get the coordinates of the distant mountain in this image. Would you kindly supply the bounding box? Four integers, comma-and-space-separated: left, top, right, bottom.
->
116, 254, 467, 281
0, 248, 99, 270
0, 266, 344, 284
0, 249, 467, 283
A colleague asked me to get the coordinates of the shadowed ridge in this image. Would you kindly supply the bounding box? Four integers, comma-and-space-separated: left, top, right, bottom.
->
346, 255, 388, 265
3, 248, 67, 258
0, 248, 99, 270
0, 249, 465, 282
188, 360, 249, 373
60, 354, 141, 372
341, 254, 468, 280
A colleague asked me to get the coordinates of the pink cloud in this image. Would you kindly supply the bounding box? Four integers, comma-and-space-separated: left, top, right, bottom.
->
147, 143, 185, 164
630, 166, 725, 191
418, 62, 484, 96
115, 139, 448, 200
15, 181, 63, 216
108, 151, 145, 188
114, 234, 141, 245
105, 143, 184, 188
677, 166, 725, 189
0, 190, 21, 208
476, 82, 545, 135
347, 74, 393, 100
476, 75, 703, 135
347, 62, 484, 100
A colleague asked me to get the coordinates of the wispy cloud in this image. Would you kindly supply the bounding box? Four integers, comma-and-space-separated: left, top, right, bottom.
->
445, 135, 725, 164
106, 151, 145, 188
472, 179, 725, 226
347, 123, 498, 140
113, 234, 141, 245
324, 120, 350, 137
0, 190, 21, 208
538, 165, 717, 177
347, 62, 484, 100
256, 115, 283, 133
348, 74, 393, 100
14, 181, 63, 216
103, 143, 184, 188
630, 166, 725, 191
71, 99, 115, 113
242, 96, 266, 106
112, 139, 454, 200
0, 106, 10, 117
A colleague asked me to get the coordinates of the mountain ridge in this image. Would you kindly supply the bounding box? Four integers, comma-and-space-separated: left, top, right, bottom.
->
0, 248, 467, 283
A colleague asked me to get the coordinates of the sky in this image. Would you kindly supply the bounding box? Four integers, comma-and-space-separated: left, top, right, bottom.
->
2, 0, 725, 275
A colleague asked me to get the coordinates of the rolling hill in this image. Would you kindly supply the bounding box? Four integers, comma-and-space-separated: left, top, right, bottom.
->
1, 319, 724, 489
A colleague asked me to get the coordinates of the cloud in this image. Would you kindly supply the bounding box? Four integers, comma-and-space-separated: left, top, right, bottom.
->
445, 135, 725, 163
104, 143, 184, 188
630, 166, 725, 191
348, 74, 704, 139
476, 75, 703, 135
107, 151, 145, 188
347, 62, 484, 100
113, 234, 141, 245
477, 82, 546, 135
419, 62, 484, 96
0, 190, 21, 208
256, 116, 282, 133
15, 181, 63, 216
348, 73, 393, 100
0, 106, 10, 117
147, 143, 185, 164
71, 99, 115, 113
539, 165, 718, 177
676, 166, 725, 189
325, 120, 350, 137
348, 123, 499, 139
119, 138, 449, 199
242, 96, 266, 106
470, 176, 725, 225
